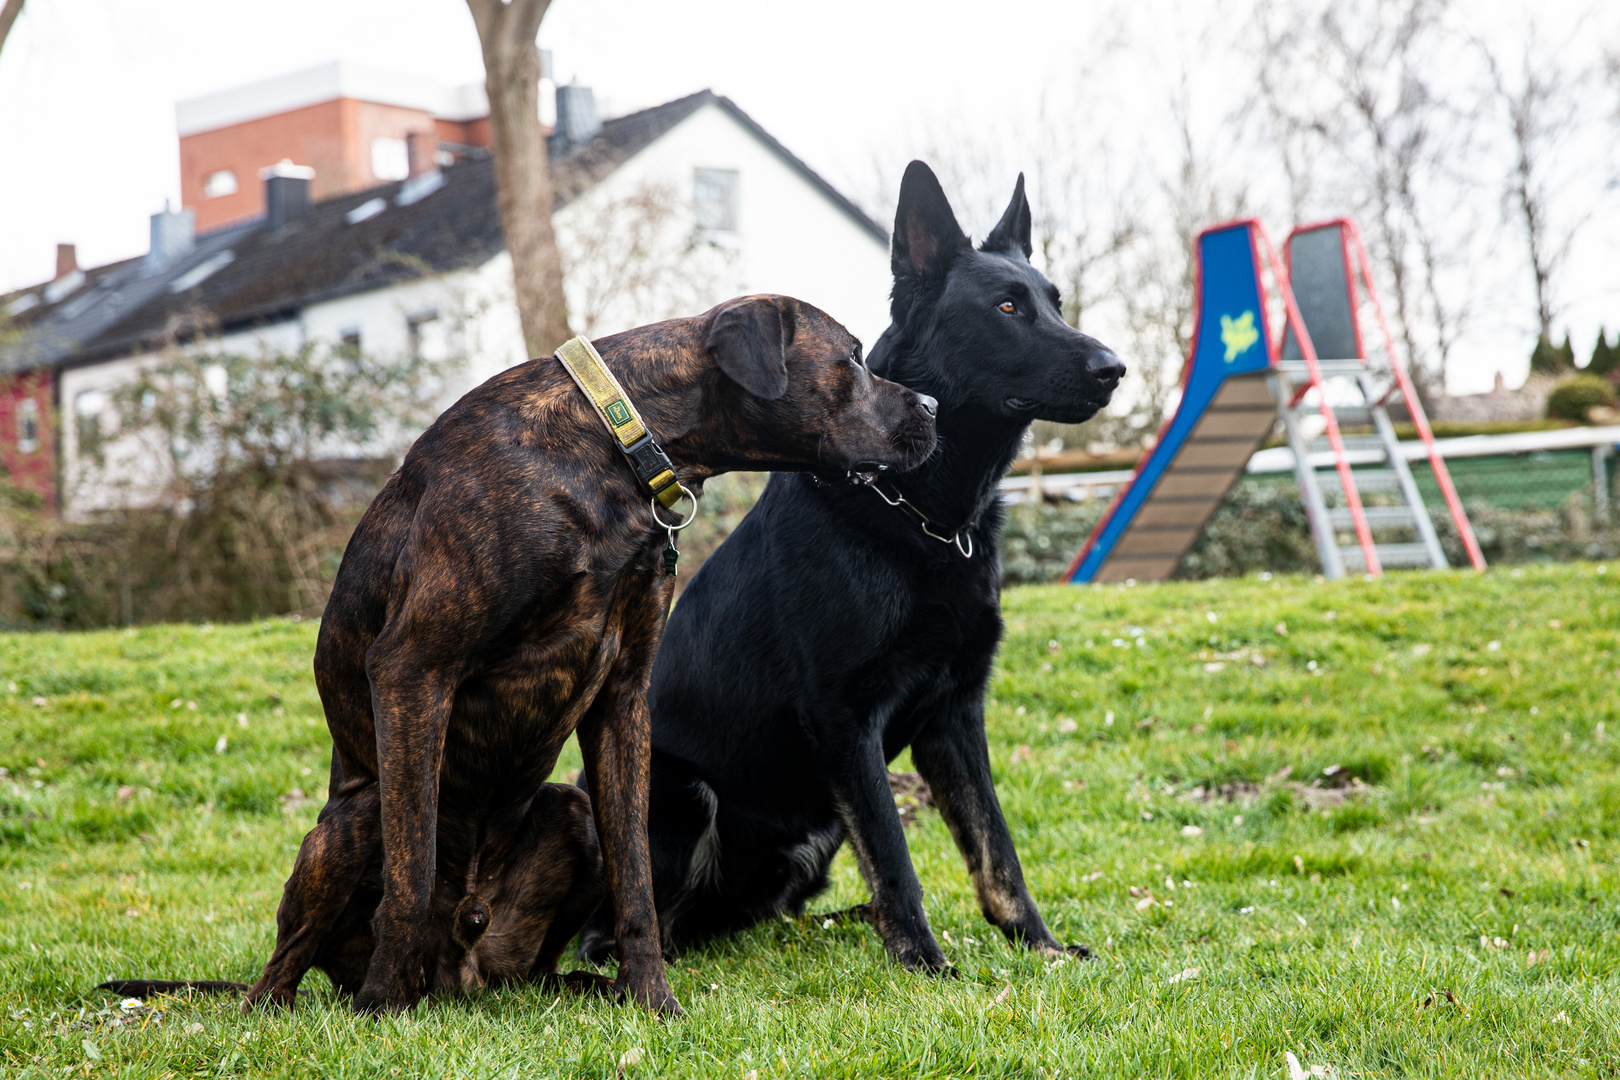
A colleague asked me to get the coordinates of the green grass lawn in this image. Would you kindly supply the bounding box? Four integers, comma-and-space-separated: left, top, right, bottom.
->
2, 564, 1618, 1078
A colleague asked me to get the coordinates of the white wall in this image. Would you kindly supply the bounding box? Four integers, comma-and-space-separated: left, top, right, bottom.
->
58, 102, 894, 515
555, 100, 893, 348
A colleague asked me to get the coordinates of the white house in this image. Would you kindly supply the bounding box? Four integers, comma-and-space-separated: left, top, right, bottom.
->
3, 89, 892, 516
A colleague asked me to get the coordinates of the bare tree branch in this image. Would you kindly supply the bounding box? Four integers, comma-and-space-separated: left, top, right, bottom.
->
1477, 20, 1596, 343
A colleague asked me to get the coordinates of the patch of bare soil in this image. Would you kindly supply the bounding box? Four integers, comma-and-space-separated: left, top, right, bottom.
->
889, 771, 933, 827
1174, 764, 1373, 810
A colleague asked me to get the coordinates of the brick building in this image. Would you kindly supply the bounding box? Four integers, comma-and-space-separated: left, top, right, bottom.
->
177, 62, 495, 232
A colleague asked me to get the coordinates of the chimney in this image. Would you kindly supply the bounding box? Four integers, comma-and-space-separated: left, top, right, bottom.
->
406, 131, 440, 179
55, 243, 77, 279
552, 84, 601, 154
1493, 371, 1506, 394
261, 160, 316, 230
147, 202, 196, 268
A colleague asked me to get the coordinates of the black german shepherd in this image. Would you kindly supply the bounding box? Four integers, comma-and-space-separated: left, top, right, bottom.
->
580, 161, 1124, 972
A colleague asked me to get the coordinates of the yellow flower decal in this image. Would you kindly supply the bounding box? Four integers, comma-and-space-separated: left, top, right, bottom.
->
1220, 311, 1259, 362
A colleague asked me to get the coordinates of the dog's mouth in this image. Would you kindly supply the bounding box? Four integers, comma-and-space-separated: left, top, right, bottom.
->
1005, 396, 1041, 413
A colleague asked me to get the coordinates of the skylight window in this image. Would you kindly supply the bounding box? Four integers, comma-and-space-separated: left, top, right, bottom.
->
396, 169, 444, 207
43, 269, 85, 304
346, 197, 387, 225
5, 293, 39, 316
204, 170, 238, 198
168, 250, 235, 293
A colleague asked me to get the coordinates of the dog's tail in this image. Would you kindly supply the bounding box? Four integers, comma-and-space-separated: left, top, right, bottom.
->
97, 979, 249, 997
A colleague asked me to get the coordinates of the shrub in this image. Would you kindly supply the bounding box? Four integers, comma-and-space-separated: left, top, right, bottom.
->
1530, 333, 1576, 376
1, 342, 446, 629
1590, 327, 1620, 379
1545, 374, 1617, 422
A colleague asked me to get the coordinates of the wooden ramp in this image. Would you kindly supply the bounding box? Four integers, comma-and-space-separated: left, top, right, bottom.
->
1068, 222, 1280, 583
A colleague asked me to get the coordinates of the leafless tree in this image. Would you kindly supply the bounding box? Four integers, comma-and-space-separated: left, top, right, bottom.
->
465, 0, 571, 357
1100, 71, 1249, 447
1256, 0, 1479, 407
1478, 21, 1597, 343
0, 0, 24, 58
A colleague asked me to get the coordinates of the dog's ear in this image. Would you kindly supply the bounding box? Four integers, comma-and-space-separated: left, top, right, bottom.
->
982, 173, 1033, 260
705, 296, 792, 400
892, 160, 968, 280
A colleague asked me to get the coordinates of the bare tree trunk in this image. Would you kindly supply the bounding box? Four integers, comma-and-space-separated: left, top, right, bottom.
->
465, 0, 571, 357
0, 0, 25, 58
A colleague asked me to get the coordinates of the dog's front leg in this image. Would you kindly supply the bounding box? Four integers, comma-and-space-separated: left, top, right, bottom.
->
911, 701, 1088, 959
351, 640, 459, 1015
827, 733, 949, 972
576, 585, 682, 1017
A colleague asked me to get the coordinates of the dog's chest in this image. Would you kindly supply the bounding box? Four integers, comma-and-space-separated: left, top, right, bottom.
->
871, 581, 1002, 739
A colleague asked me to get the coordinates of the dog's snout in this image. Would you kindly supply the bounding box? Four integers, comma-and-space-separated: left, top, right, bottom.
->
1088, 348, 1126, 385
914, 393, 938, 418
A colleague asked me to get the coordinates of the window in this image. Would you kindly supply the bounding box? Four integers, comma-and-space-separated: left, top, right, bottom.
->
371, 137, 409, 181
340, 328, 363, 353
75, 389, 107, 459
406, 310, 440, 361
203, 170, 237, 198
16, 398, 38, 453
694, 168, 739, 232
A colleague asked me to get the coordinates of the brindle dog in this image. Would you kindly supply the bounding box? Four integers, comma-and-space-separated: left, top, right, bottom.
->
105, 296, 936, 1017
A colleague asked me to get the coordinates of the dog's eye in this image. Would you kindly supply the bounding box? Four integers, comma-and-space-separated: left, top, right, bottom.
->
998, 300, 1017, 315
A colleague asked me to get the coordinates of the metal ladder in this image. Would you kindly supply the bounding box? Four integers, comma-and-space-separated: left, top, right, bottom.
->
1270, 360, 1447, 578
1260, 219, 1485, 580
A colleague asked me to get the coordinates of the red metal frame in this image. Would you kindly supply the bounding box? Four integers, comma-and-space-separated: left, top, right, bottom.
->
1065, 213, 1484, 583
1340, 220, 1486, 571
1258, 226, 1381, 574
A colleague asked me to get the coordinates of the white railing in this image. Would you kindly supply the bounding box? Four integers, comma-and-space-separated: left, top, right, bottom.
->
1000, 425, 1620, 512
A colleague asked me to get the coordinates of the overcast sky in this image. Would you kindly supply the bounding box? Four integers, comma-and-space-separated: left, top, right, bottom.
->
1, 0, 1615, 392
0, 0, 1113, 288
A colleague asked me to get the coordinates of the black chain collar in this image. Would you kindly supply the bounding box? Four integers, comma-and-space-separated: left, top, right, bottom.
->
843, 469, 975, 558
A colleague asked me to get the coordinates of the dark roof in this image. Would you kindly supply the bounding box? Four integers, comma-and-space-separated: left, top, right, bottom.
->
0, 90, 886, 375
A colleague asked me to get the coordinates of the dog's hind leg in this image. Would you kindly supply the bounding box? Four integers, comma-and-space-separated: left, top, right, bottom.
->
244, 778, 382, 1009
911, 699, 1087, 959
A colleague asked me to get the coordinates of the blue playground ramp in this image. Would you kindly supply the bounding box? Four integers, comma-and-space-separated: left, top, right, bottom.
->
1067, 221, 1280, 583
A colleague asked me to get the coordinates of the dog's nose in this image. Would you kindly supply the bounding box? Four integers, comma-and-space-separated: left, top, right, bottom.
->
914, 393, 938, 418
1088, 349, 1126, 385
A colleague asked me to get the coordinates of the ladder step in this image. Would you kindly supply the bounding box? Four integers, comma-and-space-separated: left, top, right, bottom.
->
1339, 543, 1436, 568
1327, 506, 1418, 529
1318, 469, 1401, 492
1330, 406, 1372, 426
1276, 359, 1369, 376
1306, 434, 1385, 453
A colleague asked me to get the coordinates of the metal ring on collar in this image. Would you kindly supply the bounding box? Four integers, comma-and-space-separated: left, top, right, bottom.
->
649, 485, 700, 532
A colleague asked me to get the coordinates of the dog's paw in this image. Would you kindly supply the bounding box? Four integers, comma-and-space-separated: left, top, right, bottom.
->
351, 980, 419, 1016
893, 942, 953, 976
618, 975, 684, 1018
1060, 943, 1092, 960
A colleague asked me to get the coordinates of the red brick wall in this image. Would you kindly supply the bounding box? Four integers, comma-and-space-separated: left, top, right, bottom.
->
180, 98, 446, 232
0, 369, 57, 510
